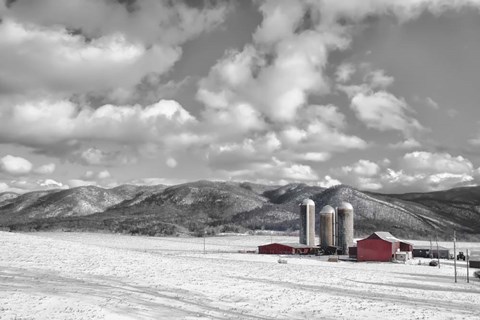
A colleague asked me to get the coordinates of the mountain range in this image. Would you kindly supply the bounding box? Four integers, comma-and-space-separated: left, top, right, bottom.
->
1, 181, 479, 240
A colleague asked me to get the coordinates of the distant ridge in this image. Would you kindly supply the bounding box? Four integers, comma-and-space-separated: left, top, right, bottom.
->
1, 181, 479, 240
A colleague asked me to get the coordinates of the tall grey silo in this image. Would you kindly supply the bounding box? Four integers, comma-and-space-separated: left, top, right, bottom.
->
319, 205, 335, 249
337, 202, 354, 254
299, 199, 315, 246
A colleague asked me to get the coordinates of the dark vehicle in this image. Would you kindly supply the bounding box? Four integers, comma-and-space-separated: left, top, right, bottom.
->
429, 260, 438, 266
474, 270, 480, 280
457, 252, 466, 261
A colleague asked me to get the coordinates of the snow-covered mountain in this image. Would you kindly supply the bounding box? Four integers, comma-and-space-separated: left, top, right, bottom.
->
1, 182, 479, 240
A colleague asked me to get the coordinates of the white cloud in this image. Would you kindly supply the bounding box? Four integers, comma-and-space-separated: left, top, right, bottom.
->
358, 177, 383, 190
83, 171, 95, 179
379, 151, 478, 192
0, 99, 198, 155
67, 179, 97, 188
350, 91, 424, 134
97, 170, 111, 180
214, 155, 320, 183
342, 160, 380, 177
0, 182, 9, 192
426, 97, 440, 109
3, 178, 68, 193
0, 19, 179, 95
317, 175, 342, 188
1, 1, 231, 96
166, 157, 178, 168
128, 177, 187, 186
39, 179, 64, 188
402, 151, 473, 175
388, 138, 422, 149
299, 152, 331, 162
4, 0, 231, 46
0, 155, 33, 175
33, 163, 56, 175
335, 63, 356, 83
364, 70, 394, 89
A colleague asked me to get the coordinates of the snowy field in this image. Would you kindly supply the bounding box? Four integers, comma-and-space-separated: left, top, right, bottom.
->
1, 232, 480, 319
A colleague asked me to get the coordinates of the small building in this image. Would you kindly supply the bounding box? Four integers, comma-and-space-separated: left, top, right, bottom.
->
395, 251, 412, 262
357, 232, 413, 262
258, 243, 316, 255
412, 245, 450, 259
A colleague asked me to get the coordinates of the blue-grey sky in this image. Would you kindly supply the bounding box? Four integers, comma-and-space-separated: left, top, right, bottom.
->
1, 0, 480, 194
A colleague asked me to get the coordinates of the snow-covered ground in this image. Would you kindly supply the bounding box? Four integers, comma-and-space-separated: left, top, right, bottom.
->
1, 232, 479, 319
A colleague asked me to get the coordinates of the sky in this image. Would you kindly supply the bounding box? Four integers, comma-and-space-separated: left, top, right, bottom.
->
2, 0, 480, 194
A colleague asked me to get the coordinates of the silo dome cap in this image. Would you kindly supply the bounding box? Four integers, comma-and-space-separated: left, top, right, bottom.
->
338, 201, 353, 210
320, 205, 335, 214
301, 199, 315, 205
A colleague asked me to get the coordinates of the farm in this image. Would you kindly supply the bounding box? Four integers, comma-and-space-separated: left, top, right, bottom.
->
1, 232, 480, 319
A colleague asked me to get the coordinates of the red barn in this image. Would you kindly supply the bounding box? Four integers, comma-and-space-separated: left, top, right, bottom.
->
258, 243, 315, 255
357, 232, 412, 262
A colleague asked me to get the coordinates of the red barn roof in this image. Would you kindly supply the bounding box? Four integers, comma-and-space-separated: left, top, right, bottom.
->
258, 243, 316, 255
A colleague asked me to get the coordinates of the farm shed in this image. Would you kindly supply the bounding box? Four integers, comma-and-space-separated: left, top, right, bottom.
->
357, 232, 412, 262
258, 243, 316, 255
412, 246, 450, 259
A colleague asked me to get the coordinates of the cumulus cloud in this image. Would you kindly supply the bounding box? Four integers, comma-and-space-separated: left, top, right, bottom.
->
350, 91, 424, 135
401, 151, 473, 175
297, 152, 331, 162
317, 175, 342, 188
336, 159, 383, 190
335, 63, 356, 83
216, 156, 319, 184
166, 157, 178, 168
4, 0, 231, 45
78, 148, 136, 167
388, 138, 422, 149
0, 99, 198, 155
33, 163, 56, 175
342, 160, 380, 177
380, 151, 477, 192
67, 179, 97, 188
0, 19, 179, 95
4, 0, 480, 191
0, 155, 33, 175
97, 170, 111, 180
364, 70, 394, 89
3, 178, 67, 193
0, 182, 9, 192
39, 179, 64, 188
128, 177, 187, 186
0, 0, 231, 96
330, 151, 480, 192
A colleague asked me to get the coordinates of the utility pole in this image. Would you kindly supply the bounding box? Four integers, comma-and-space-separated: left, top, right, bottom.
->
453, 230, 457, 283
467, 249, 470, 283
436, 233, 440, 268
203, 229, 206, 254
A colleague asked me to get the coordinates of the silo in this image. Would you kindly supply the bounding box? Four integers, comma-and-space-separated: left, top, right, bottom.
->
319, 205, 335, 249
337, 202, 354, 255
299, 199, 315, 246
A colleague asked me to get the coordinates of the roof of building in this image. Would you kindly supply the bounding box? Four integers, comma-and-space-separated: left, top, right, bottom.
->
360, 232, 415, 245
338, 201, 353, 210
301, 199, 315, 206
320, 205, 335, 214
258, 243, 316, 249
413, 245, 449, 251
372, 232, 399, 243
